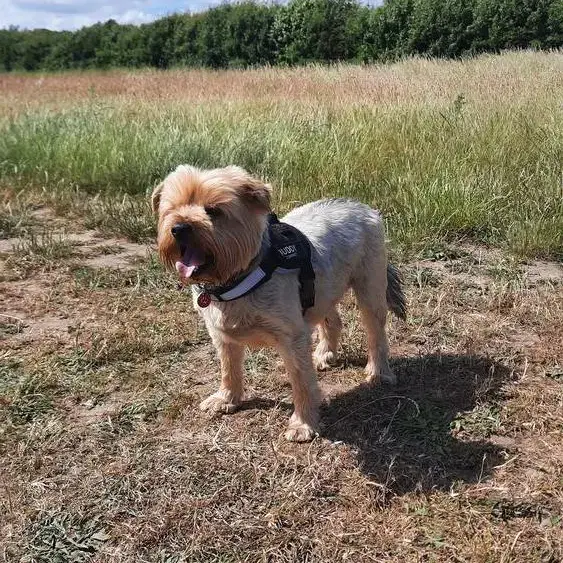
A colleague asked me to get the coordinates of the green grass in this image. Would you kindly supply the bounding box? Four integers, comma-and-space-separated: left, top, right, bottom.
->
11, 230, 76, 259
0, 190, 32, 238
0, 360, 54, 425
24, 512, 110, 562
3, 229, 78, 279
1, 52, 562, 259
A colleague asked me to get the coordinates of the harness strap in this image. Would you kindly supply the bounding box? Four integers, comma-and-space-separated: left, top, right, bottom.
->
268, 214, 315, 311
196, 213, 315, 313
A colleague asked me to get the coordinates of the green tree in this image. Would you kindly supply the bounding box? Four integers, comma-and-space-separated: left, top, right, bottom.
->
0, 0, 562, 72
225, 2, 279, 67
198, 5, 231, 68
371, 0, 415, 59
273, 0, 362, 64
146, 15, 183, 69
173, 13, 204, 66
0, 28, 19, 71
547, 0, 563, 46
407, 0, 476, 56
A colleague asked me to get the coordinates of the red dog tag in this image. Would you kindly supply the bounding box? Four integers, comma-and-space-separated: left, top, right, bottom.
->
197, 292, 211, 308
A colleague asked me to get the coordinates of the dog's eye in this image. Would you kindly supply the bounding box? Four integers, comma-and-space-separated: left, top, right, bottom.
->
205, 206, 222, 219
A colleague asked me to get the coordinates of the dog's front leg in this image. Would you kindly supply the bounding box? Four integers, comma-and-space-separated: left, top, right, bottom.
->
200, 339, 244, 414
277, 331, 321, 442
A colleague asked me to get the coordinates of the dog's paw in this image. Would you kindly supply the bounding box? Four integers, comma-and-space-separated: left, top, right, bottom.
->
365, 363, 397, 386
200, 390, 241, 414
313, 349, 335, 371
284, 421, 318, 442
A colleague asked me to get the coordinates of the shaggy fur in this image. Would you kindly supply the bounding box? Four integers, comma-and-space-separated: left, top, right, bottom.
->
152, 165, 406, 442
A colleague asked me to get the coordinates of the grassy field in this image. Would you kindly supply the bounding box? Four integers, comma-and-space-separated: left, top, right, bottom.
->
1, 51, 562, 258
1, 51, 562, 561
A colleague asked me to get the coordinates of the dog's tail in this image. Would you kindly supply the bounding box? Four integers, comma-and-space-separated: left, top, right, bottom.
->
386, 263, 407, 320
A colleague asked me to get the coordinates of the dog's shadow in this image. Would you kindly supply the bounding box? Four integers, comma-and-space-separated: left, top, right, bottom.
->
321, 354, 512, 495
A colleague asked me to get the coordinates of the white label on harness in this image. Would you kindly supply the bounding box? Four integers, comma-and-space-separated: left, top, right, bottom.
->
278, 244, 297, 257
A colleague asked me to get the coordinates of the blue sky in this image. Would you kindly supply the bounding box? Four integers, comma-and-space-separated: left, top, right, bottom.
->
3, 0, 222, 31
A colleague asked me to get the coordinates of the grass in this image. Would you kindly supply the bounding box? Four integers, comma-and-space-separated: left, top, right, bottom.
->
1, 230, 561, 560
1, 51, 562, 258
0, 205, 27, 238
1, 224, 562, 559
24, 512, 110, 562
1, 51, 563, 562
81, 195, 155, 242
0, 188, 33, 238
11, 230, 76, 259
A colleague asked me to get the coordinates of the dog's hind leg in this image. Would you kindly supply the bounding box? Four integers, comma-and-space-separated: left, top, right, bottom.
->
313, 307, 342, 370
351, 267, 396, 386
277, 330, 321, 442
200, 340, 245, 414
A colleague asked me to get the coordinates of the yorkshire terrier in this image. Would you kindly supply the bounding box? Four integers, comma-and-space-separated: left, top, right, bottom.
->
152, 165, 405, 442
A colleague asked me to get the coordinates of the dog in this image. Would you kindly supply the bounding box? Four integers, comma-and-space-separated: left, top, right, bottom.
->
152, 165, 406, 442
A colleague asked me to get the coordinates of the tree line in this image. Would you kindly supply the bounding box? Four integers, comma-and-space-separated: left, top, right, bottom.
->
1, 0, 562, 71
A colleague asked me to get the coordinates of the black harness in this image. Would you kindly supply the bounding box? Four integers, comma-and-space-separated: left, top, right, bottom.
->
195, 213, 315, 313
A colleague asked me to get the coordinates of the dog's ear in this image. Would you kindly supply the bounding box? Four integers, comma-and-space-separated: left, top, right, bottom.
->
241, 177, 272, 213
221, 166, 272, 213
151, 182, 164, 214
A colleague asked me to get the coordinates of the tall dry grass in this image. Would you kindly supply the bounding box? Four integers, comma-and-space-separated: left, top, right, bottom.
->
1, 51, 560, 112
1, 51, 562, 258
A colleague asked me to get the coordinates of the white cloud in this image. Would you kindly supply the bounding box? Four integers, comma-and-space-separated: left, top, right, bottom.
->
2, 0, 213, 31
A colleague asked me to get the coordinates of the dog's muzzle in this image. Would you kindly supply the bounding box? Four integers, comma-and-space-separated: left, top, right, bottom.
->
171, 223, 206, 280
171, 223, 192, 242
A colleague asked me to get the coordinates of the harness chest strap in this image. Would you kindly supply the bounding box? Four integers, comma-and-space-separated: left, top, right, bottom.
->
196, 213, 315, 312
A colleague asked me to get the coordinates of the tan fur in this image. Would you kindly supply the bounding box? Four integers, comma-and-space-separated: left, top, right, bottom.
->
152, 165, 271, 284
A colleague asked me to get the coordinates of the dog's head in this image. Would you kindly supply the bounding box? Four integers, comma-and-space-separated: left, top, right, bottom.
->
152, 165, 271, 285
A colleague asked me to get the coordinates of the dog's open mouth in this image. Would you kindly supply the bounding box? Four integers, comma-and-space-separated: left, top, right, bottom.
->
175, 245, 205, 279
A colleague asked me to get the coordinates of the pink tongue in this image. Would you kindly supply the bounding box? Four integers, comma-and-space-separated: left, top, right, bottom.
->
175, 247, 204, 279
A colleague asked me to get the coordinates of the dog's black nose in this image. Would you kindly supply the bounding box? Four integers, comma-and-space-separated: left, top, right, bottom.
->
171, 223, 192, 239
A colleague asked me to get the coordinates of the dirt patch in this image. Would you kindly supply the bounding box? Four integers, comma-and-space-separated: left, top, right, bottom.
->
67, 395, 126, 426
488, 435, 518, 449
524, 260, 563, 284
507, 329, 541, 349
80, 239, 151, 269
30, 207, 57, 221
1, 304, 75, 343
83, 253, 139, 268
1, 226, 152, 270
0, 277, 55, 314
0, 226, 151, 346
414, 246, 563, 290
21, 315, 73, 338
55, 231, 151, 268
0, 230, 98, 253
415, 258, 491, 287
0, 237, 18, 253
